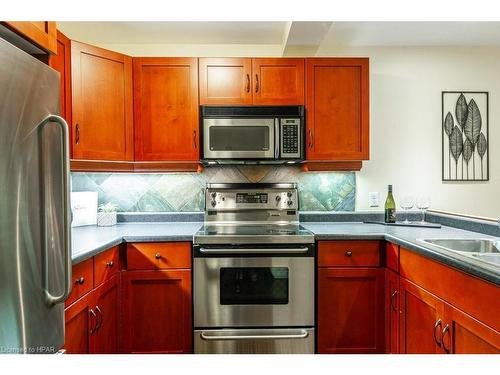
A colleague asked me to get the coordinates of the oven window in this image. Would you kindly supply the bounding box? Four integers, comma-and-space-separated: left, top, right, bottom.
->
220, 267, 289, 305
209, 126, 270, 151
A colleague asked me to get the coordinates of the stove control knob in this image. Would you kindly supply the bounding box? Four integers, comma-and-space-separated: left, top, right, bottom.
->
211, 200, 217, 207
210, 192, 217, 199
287, 191, 293, 198
275, 195, 281, 202
287, 200, 293, 206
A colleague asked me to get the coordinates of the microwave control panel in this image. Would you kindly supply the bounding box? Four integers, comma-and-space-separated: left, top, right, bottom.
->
280, 118, 301, 159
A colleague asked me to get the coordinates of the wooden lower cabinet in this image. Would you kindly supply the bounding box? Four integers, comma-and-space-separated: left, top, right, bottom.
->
399, 278, 443, 354
64, 290, 94, 354
318, 268, 385, 353
122, 269, 192, 353
443, 302, 499, 354
63, 275, 119, 354
385, 269, 400, 353
93, 275, 119, 354
399, 278, 500, 354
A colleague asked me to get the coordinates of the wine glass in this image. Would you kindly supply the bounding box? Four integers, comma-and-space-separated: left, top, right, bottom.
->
416, 195, 431, 223
400, 195, 414, 224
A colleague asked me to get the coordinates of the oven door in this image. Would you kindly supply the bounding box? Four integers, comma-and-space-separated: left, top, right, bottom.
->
203, 118, 277, 159
194, 256, 314, 328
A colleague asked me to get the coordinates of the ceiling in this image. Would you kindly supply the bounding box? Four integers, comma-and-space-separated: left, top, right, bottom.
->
58, 21, 500, 50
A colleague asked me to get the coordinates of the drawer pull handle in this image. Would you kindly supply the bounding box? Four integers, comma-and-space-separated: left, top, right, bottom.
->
155, 253, 161, 259
433, 319, 442, 346
441, 324, 451, 353
345, 251, 353, 257
106, 261, 114, 267
75, 277, 85, 285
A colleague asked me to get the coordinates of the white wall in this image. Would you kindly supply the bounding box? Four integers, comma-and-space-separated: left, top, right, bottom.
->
315, 46, 500, 219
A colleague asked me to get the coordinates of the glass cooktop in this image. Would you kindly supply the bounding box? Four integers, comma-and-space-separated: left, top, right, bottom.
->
193, 224, 314, 245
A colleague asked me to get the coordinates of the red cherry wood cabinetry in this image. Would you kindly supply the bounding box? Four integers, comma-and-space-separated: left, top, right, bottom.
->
133, 58, 199, 162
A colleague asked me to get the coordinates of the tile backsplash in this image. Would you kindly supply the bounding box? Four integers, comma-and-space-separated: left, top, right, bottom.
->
71, 166, 355, 212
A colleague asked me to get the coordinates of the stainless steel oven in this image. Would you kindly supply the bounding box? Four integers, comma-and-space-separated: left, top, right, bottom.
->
201, 106, 304, 164
193, 183, 315, 354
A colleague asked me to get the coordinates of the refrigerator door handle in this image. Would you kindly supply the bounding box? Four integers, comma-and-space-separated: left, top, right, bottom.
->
39, 115, 72, 306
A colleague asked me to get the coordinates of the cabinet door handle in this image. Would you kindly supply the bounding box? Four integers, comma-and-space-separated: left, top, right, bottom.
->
308, 129, 313, 149
95, 306, 103, 331
390, 290, 398, 312
89, 309, 97, 335
255, 74, 259, 93
345, 251, 352, 257
441, 324, 451, 353
106, 261, 114, 268
193, 130, 197, 149
75, 277, 85, 285
75, 123, 80, 144
433, 319, 442, 346
246, 74, 250, 93
155, 253, 161, 259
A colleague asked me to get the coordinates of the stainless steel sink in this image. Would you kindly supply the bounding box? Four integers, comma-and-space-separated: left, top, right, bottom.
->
419, 238, 500, 268
421, 239, 500, 254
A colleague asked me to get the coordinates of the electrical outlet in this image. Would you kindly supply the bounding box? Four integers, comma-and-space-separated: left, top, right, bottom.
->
368, 192, 379, 207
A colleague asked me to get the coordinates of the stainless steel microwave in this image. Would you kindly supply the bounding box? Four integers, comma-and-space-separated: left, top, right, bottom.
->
200, 106, 305, 164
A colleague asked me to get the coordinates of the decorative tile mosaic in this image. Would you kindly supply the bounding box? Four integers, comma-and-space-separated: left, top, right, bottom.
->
71, 167, 355, 212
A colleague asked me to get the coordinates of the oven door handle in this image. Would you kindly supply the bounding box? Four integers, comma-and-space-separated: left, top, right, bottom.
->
200, 330, 309, 341
199, 247, 309, 254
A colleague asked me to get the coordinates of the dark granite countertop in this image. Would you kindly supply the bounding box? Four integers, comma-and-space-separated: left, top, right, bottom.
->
71, 220, 500, 285
71, 222, 203, 264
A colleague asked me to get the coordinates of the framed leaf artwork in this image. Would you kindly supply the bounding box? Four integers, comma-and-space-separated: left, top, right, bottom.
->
442, 91, 489, 181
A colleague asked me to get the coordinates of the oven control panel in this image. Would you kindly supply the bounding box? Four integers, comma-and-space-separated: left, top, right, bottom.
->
206, 189, 298, 210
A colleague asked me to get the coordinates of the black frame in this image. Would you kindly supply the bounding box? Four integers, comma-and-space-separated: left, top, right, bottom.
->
442, 91, 489, 182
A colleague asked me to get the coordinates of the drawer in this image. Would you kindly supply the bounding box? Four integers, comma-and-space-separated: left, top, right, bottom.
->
386, 242, 399, 272
318, 241, 382, 267
66, 258, 94, 307
127, 242, 191, 270
94, 246, 120, 287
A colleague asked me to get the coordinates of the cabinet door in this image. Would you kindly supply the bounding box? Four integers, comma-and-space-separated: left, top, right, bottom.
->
2, 22, 57, 53
252, 58, 304, 105
71, 41, 133, 161
122, 270, 192, 353
399, 278, 443, 354
48, 31, 72, 157
199, 58, 252, 105
93, 275, 119, 354
385, 269, 400, 353
134, 58, 199, 161
443, 303, 500, 354
64, 292, 95, 354
305, 58, 369, 161
318, 268, 385, 353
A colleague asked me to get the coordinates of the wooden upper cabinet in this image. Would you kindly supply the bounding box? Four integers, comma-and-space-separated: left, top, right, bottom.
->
199, 58, 252, 105
252, 58, 304, 105
49, 30, 72, 156
306, 58, 369, 161
3, 22, 57, 54
199, 57, 305, 105
134, 58, 199, 161
71, 41, 133, 161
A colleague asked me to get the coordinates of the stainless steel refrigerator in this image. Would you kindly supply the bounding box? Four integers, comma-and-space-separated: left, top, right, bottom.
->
0, 37, 71, 354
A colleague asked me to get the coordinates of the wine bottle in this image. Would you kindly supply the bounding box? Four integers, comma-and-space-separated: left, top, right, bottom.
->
384, 185, 396, 223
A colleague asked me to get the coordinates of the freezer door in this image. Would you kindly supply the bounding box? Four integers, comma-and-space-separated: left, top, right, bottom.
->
0, 37, 71, 354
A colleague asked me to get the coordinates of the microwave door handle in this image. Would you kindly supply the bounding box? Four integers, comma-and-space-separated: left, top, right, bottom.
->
274, 119, 280, 159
